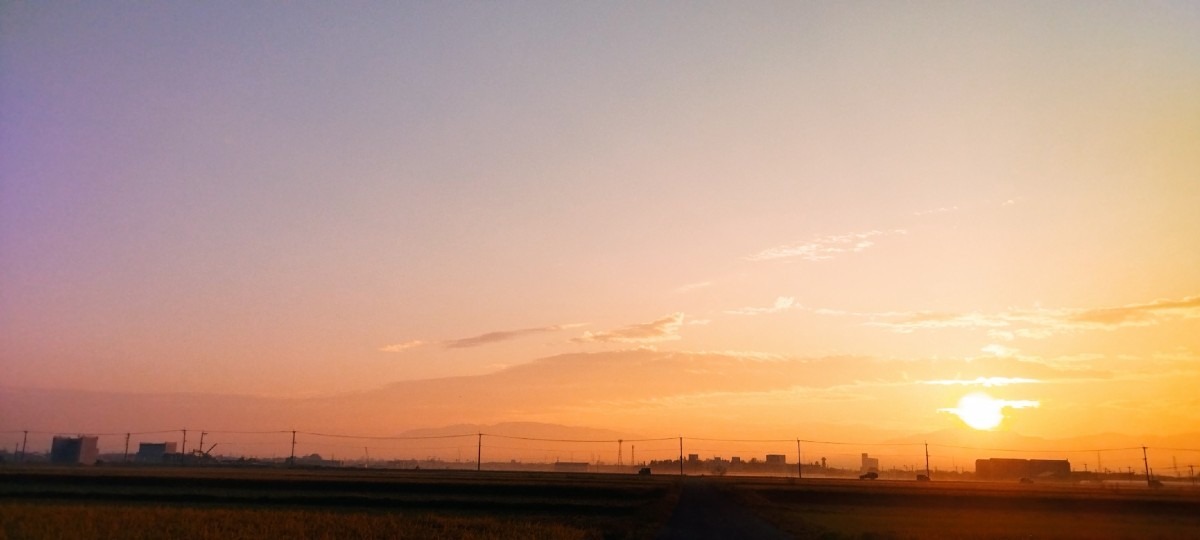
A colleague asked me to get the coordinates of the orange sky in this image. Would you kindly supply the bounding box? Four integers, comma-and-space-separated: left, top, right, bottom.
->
2, 2, 1199, 453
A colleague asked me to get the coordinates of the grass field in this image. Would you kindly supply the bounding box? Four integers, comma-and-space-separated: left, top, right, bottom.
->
0, 467, 679, 539
0, 503, 591, 540
3, 467, 1200, 539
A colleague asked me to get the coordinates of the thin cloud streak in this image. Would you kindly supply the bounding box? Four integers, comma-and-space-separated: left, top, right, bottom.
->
745, 230, 906, 262
1068, 296, 1200, 327
846, 295, 1200, 338
726, 296, 796, 316
913, 205, 959, 216
674, 281, 713, 294
924, 377, 1041, 387
382, 323, 588, 352
573, 313, 685, 344
379, 340, 426, 353
444, 323, 588, 349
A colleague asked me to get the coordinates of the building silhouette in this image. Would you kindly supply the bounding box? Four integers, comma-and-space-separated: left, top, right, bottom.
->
553, 461, 589, 473
861, 453, 880, 474
50, 435, 99, 465
136, 442, 178, 463
976, 458, 1070, 480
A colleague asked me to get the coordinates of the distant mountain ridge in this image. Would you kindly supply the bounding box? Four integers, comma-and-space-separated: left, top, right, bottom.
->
397, 422, 640, 442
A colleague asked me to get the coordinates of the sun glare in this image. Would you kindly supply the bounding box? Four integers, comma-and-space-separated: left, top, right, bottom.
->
941, 392, 1039, 430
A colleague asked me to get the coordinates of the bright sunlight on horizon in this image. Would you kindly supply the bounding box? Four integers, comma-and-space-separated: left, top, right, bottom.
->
2, 1, 1199, 453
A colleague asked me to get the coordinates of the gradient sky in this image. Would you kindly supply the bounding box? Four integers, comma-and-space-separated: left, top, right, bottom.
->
2, 2, 1198, 443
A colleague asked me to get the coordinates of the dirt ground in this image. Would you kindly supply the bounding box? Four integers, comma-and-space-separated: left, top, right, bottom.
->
657, 477, 790, 540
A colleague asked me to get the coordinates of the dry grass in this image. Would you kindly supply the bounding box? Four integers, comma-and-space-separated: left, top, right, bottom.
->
0, 502, 592, 540
0, 468, 679, 539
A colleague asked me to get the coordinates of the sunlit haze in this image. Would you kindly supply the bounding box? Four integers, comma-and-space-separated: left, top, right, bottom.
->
2, 2, 1198, 460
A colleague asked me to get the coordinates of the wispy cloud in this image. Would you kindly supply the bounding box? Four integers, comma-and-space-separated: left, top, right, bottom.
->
1067, 296, 1200, 328
862, 295, 1200, 338
987, 329, 1016, 341
746, 230, 906, 262
379, 340, 426, 353
867, 312, 1010, 332
924, 377, 1040, 387
573, 313, 685, 344
382, 323, 587, 352
674, 281, 713, 294
684, 349, 786, 362
445, 323, 588, 349
913, 205, 959, 216
981, 344, 1019, 358
726, 296, 796, 316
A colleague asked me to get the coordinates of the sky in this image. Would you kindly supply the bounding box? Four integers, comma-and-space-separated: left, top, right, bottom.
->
2, 2, 1199, 447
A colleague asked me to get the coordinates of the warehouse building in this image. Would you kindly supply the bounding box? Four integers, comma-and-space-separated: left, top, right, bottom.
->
976, 458, 1070, 480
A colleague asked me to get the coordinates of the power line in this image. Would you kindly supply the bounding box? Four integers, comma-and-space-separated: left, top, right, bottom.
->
481, 434, 676, 443
930, 444, 1142, 453
800, 438, 925, 447
688, 437, 796, 443
191, 429, 291, 435
299, 431, 475, 440
0, 429, 180, 436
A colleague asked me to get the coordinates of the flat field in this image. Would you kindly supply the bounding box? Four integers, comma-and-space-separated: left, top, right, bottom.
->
0, 466, 678, 539
722, 476, 1200, 539
3, 467, 1199, 539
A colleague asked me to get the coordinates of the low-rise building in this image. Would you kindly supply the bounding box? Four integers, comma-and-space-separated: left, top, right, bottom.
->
861, 453, 880, 474
136, 442, 178, 463
553, 461, 589, 473
975, 458, 1070, 480
50, 435, 99, 465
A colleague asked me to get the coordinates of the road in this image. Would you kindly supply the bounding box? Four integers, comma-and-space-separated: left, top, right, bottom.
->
657, 477, 792, 540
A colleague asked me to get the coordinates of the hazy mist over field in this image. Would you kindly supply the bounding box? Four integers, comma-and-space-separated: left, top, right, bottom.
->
3, 1, 1199, 460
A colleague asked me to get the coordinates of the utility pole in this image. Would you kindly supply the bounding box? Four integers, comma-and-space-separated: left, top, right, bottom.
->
796, 439, 802, 479
618, 439, 623, 467
925, 442, 931, 480
289, 430, 296, 466
1142, 446, 1152, 486
124, 433, 130, 463
20, 431, 27, 462
476, 433, 482, 472
199, 432, 207, 457
1189, 465, 1194, 485
678, 437, 684, 477
181, 429, 187, 456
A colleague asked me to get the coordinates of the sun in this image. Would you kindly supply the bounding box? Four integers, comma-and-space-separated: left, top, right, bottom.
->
940, 392, 1038, 430
947, 393, 1005, 430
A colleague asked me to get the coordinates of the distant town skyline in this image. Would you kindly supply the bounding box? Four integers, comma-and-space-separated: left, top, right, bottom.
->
2, 2, 1198, 446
